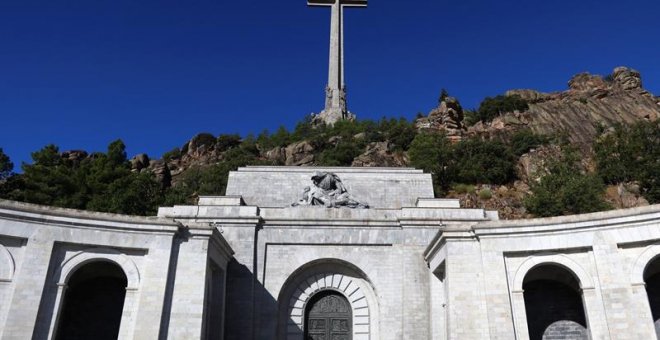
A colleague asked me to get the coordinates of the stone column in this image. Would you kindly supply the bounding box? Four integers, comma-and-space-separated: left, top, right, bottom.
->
2, 237, 54, 339
444, 241, 491, 339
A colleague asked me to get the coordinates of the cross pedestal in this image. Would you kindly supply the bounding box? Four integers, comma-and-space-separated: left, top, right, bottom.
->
308, 0, 367, 125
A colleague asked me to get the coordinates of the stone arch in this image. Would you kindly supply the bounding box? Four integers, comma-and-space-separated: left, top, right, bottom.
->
0, 244, 15, 282
522, 264, 588, 340
55, 261, 128, 340
513, 254, 594, 292
509, 253, 608, 340
55, 247, 140, 289
277, 258, 378, 340
47, 247, 141, 339
631, 244, 660, 338
631, 244, 660, 286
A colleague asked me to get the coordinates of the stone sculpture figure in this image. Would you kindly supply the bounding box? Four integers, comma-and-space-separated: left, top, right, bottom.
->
292, 172, 369, 208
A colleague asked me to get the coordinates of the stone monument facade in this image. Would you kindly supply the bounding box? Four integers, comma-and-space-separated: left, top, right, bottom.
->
308, 0, 366, 125
1, 166, 660, 339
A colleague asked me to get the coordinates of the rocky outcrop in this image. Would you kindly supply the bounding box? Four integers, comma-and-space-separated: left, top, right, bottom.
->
447, 183, 532, 220
147, 160, 172, 188
467, 67, 660, 146
605, 182, 649, 209
415, 96, 466, 141
124, 66, 656, 218
264, 147, 286, 164
166, 134, 227, 181
130, 154, 150, 172
284, 141, 315, 166
351, 142, 407, 167
61, 150, 88, 163
516, 145, 562, 183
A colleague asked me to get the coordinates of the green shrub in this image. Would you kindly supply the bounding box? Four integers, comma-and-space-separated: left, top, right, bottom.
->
510, 129, 550, 156
0, 148, 13, 180
476, 95, 529, 123
216, 134, 242, 152
463, 110, 480, 126
162, 147, 181, 162
453, 183, 476, 194
594, 121, 660, 203
525, 150, 610, 217
409, 132, 454, 195
452, 138, 516, 185
192, 133, 217, 148
317, 141, 362, 166
478, 188, 493, 200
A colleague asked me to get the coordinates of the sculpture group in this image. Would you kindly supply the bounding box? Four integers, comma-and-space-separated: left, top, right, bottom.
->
292, 172, 369, 208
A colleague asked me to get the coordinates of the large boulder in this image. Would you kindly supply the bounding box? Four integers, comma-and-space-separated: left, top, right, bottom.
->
415, 96, 466, 140
568, 72, 608, 92
130, 153, 150, 172
285, 141, 315, 166
148, 159, 172, 188
264, 147, 286, 164
185, 133, 217, 158
605, 182, 649, 209
351, 141, 407, 167
505, 89, 550, 103
613, 66, 642, 90
516, 145, 562, 183
61, 150, 88, 163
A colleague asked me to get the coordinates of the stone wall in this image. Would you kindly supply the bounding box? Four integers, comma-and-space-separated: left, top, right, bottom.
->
426, 204, 660, 340
0, 199, 233, 340
225, 166, 434, 209
161, 166, 496, 340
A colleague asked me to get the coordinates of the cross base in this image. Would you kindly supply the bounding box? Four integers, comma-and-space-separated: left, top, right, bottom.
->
312, 85, 355, 125
312, 107, 356, 126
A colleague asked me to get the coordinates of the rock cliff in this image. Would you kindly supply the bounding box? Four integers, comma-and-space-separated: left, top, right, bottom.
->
466, 67, 660, 145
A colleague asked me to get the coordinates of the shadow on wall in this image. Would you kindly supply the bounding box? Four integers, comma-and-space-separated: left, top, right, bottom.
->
32, 245, 145, 339
224, 260, 303, 340
644, 257, 660, 339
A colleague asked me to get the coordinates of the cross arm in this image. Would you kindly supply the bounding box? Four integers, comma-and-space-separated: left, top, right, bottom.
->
307, 0, 367, 7
341, 0, 367, 7
307, 0, 334, 6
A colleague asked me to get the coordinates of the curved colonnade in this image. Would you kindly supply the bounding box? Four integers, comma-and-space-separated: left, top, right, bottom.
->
1, 173, 660, 339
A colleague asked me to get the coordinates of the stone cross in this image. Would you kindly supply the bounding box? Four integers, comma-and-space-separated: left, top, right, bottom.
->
308, 0, 367, 125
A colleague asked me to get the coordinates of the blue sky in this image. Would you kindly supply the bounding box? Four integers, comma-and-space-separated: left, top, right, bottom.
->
1, 0, 659, 167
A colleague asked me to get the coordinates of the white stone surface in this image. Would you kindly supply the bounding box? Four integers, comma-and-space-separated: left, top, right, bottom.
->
0, 199, 233, 339
3, 166, 660, 340
426, 203, 660, 340
225, 166, 434, 209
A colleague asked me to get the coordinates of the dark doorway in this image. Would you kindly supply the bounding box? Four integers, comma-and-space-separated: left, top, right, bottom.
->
645, 257, 660, 339
304, 291, 352, 340
55, 261, 128, 340
523, 265, 588, 340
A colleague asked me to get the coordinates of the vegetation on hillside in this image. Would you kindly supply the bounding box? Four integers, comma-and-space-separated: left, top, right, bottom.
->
0, 141, 164, 215
464, 94, 530, 125
0, 111, 657, 219
524, 147, 610, 217
595, 121, 660, 203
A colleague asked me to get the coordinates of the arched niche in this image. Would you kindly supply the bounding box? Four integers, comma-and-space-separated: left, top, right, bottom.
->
0, 244, 15, 282
643, 254, 660, 339
54, 261, 128, 340
277, 258, 379, 340
509, 253, 606, 340
55, 247, 140, 289
522, 264, 588, 340
47, 247, 141, 339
